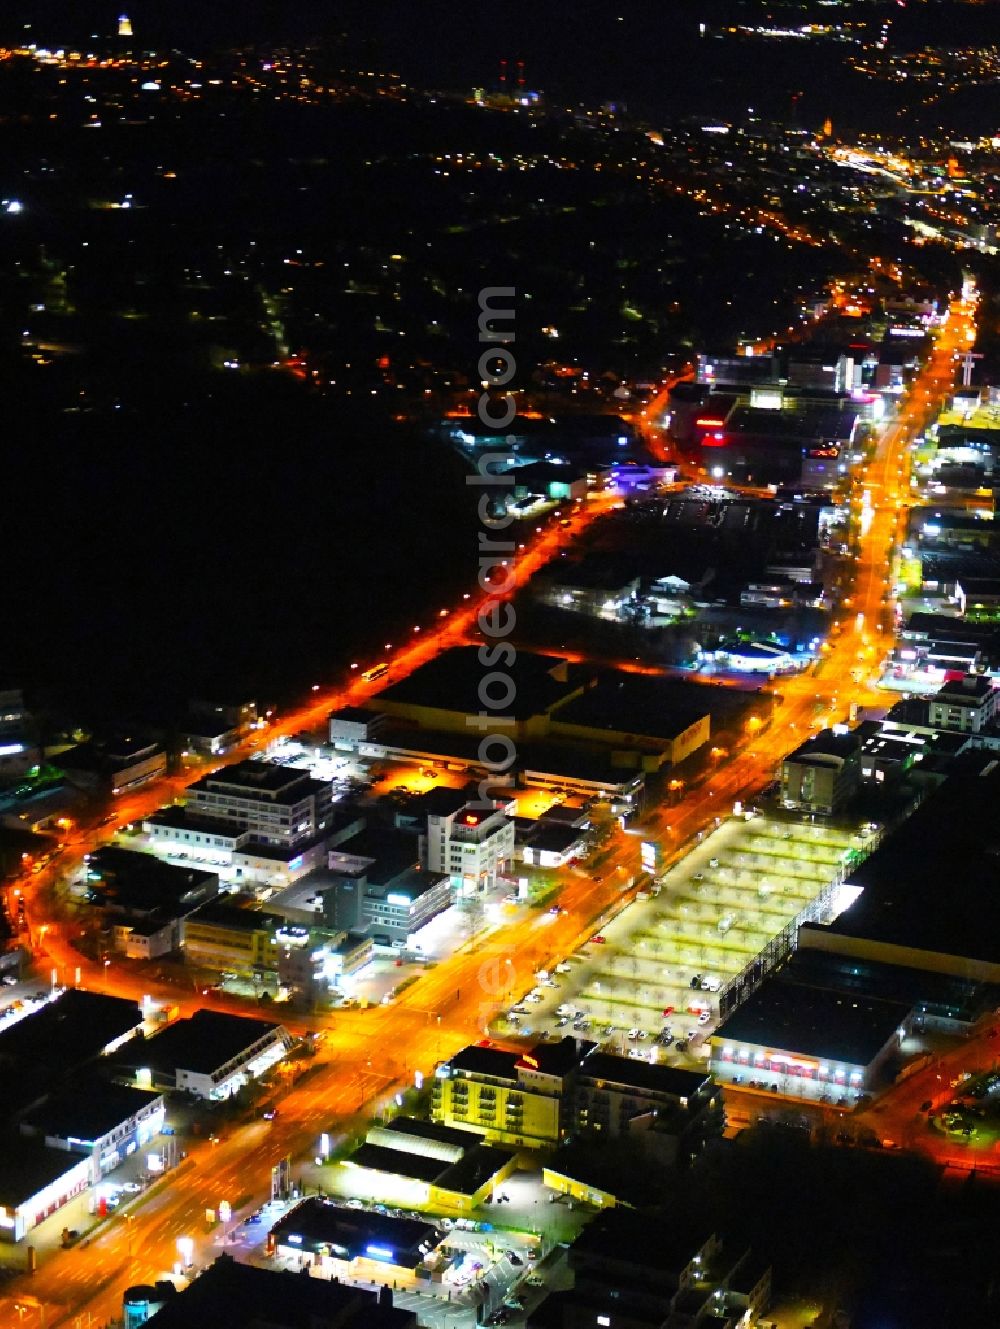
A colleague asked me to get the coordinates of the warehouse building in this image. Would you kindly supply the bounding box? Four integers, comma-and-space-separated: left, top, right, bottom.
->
19, 1080, 165, 1182
130, 1253, 417, 1329
801, 751, 1000, 984
269, 1198, 441, 1283
0, 1145, 92, 1243
125, 1008, 291, 1100
339, 1117, 517, 1212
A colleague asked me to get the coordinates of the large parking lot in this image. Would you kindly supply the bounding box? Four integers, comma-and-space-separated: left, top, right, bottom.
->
497, 812, 874, 1068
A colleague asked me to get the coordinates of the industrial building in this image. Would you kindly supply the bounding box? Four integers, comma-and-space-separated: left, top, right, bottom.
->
0, 1144, 92, 1243
128, 1253, 417, 1329
0, 989, 144, 1118
801, 751, 1000, 984
19, 1080, 165, 1183
268, 1198, 442, 1283
339, 1117, 517, 1212
124, 1008, 291, 1100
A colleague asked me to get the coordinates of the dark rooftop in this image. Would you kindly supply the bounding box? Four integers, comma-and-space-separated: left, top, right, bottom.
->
523, 1035, 592, 1078
435, 1144, 516, 1197
714, 965, 911, 1066
785, 727, 861, 763
0, 1142, 89, 1208
806, 752, 1000, 969
349, 1144, 444, 1185
571, 1208, 713, 1277
328, 827, 420, 886
270, 1198, 439, 1265
448, 1045, 519, 1082
86, 846, 219, 913
0, 989, 142, 1075
579, 1051, 711, 1100
372, 647, 581, 721
184, 900, 286, 932
782, 946, 996, 1023
22, 1080, 162, 1145
381, 1117, 476, 1151
143, 1253, 415, 1329
131, 1009, 286, 1077
553, 674, 713, 744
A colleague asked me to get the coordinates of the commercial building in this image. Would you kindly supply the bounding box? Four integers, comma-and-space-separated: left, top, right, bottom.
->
340, 1117, 517, 1212
320, 822, 453, 946
181, 899, 285, 977
128, 1008, 291, 1099
521, 821, 590, 869
61, 734, 167, 797
269, 1198, 441, 1282
433, 1038, 589, 1148
422, 802, 515, 894
801, 751, 1000, 984
0, 1145, 91, 1243
711, 962, 912, 1097
329, 706, 387, 751
182, 760, 334, 848
712, 640, 793, 674
145, 805, 252, 866
20, 1080, 165, 1182
146, 760, 336, 889
131, 1253, 417, 1329
927, 673, 999, 733
781, 727, 861, 815
0, 990, 144, 1118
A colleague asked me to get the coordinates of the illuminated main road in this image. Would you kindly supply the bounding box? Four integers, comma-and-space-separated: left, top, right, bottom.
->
2, 299, 976, 1326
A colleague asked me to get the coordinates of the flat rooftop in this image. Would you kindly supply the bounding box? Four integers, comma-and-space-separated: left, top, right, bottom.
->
145, 806, 250, 839
785, 946, 997, 1022
192, 760, 328, 804
714, 964, 911, 1067
806, 753, 1000, 970
132, 1254, 412, 1329
184, 900, 287, 933
0, 1143, 87, 1208
381, 1117, 476, 1150
554, 675, 711, 743
133, 1008, 285, 1076
22, 1080, 162, 1144
371, 647, 581, 721
349, 1144, 444, 1186
0, 990, 142, 1072
270, 1198, 439, 1264
447, 1045, 519, 1083
579, 1051, 710, 1100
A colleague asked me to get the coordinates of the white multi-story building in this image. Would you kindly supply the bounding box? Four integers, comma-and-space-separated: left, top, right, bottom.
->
421, 803, 514, 895
184, 760, 333, 849
928, 674, 999, 734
